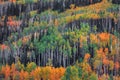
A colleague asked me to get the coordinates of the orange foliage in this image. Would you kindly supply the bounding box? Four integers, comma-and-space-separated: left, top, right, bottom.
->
58, 67, 66, 79
103, 58, 109, 65
22, 36, 30, 45
115, 62, 119, 70
0, 64, 65, 80
54, 19, 59, 26
7, 20, 21, 27
5, 65, 11, 79
22, 37, 28, 44
104, 48, 108, 54
0, 44, 8, 51
19, 70, 24, 80
23, 71, 29, 79
90, 33, 117, 47
32, 66, 65, 80
9, 0, 16, 3
96, 48, 104, 54
49, 67, 65, 80
49, 67, 56, 80
7, 16, 21, 30
1, 66, 6, 74
30, 67, 41, 80
80, 36, 87, 47
84, 53, 90, 61
98, 32, 110, 46
96, 48, 108, 59
98, 32, 110, 41
10, 64, 16, 78
8, 16, 13, 21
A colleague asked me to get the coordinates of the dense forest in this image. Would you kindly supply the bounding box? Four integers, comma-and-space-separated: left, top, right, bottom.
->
0, 0, 120, 80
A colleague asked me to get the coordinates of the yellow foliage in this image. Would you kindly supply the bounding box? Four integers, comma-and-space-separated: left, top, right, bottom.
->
109, 60, 114, 70
90, 33, 98, 44
80, 62, 92, 73
54, 19, 59, 26
34, 21, 39, 26
93, 60, 101, 69
80, 35, 87, 47
63, 0, 115, 21
70, 4, 75, 9
66, 16, 73, 23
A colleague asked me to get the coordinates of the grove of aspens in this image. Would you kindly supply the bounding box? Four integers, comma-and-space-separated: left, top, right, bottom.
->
0, 0, 120, 80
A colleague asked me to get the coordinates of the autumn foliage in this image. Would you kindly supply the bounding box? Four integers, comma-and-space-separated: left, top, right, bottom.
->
0, 44, 9, 51
0, 62, 65, 80
0, 0, 120, 80
9, 0, 16, 3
